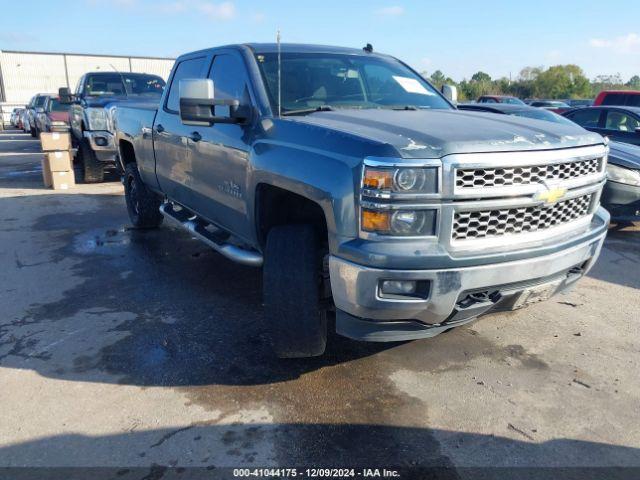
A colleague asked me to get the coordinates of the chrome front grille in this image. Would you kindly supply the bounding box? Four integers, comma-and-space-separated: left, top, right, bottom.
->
453, 194, 593, 241
456, 157, 602, 189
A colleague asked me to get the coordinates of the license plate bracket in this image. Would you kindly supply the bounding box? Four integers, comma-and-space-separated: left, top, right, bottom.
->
512, 279, 562, 310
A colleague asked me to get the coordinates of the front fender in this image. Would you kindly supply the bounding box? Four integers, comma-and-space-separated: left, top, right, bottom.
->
250, 141, 361, 252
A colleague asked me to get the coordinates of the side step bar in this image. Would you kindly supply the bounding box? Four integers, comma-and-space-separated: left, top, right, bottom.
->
159, 203, 263, 267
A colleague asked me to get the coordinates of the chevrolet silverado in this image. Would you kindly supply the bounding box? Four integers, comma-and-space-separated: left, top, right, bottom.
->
114, 43, 609, 358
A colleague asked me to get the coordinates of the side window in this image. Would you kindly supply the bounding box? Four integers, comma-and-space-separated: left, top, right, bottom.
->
601, 93, 626, 106
165, 57, 206, 113
605, 111, 640, 132
208, 54, 250, 105
626, 95, 640, 107
567, 109, 601, 128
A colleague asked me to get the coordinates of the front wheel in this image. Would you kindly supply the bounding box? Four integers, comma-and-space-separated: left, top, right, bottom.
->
263, 224, 328, 358
74, 138, 105, 183
123, 163, 164, 228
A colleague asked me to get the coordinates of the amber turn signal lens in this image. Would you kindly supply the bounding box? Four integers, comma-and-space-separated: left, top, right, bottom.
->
363, 169, 393, 189
362, 209, 390, 232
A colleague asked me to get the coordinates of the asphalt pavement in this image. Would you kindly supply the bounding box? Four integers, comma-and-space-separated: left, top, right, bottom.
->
0, 127, 638, 479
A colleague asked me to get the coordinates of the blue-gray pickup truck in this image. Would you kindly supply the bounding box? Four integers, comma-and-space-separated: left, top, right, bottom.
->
114, 43, 610, 358
60, 72, 166, 183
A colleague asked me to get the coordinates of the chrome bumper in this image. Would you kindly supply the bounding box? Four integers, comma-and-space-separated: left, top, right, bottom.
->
330, 207, 609, 340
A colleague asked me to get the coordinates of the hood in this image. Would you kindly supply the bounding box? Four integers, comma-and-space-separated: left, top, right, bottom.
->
48, 111, 69, 122
609, 141, 640, 170
288, 108, 604, 158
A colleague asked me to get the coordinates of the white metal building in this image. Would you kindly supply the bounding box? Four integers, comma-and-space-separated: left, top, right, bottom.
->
0, 50, 175, 122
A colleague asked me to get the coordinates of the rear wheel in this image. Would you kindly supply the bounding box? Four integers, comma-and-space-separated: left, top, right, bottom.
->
74, 138, 105, 183
263, 224, 328, 358
123, 163, 163, 228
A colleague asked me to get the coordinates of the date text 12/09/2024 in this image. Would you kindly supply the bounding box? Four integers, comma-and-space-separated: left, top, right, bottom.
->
232, 468, 401, 478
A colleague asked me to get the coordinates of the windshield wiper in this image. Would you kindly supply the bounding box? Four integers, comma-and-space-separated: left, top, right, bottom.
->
281, 105, 334, 116
392, 105, 419, 110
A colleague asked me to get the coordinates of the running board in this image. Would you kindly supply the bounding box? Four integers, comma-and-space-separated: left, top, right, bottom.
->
159, 203, 263, 267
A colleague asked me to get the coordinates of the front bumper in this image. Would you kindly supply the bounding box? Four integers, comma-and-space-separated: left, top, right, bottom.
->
602, 180, 640, 222
83, 130, 117, 162
330, 207, 609, 342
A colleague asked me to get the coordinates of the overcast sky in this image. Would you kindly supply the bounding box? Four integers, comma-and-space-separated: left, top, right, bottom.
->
2, 0, 639, 81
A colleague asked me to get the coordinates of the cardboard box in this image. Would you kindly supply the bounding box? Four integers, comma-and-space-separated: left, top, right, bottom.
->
41, 158, 52, 188
50, 170, 75, 190
40, 132, 71, 152
45, 150, 73, 172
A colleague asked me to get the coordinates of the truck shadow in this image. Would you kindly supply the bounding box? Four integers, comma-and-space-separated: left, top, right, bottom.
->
0, 423, 638, 478
1, 189, 637, 389
2, 191, 397, 388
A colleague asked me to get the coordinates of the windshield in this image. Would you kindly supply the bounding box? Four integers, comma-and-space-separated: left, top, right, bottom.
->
85, 74, 165, 96
255, 52, 451, 113
48, 99, 68, 112
35, 96, 47, 107
503, 97, 525, 105
510, 108, 574, 125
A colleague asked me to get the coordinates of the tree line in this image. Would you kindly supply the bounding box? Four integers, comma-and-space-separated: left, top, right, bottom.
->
423, 65, 640, 101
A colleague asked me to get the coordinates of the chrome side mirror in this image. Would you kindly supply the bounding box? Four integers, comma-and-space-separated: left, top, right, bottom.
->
179, 78, 245, 126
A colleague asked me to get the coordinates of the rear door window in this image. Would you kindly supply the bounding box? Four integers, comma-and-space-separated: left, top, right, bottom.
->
601, 93, 626, 106
165, 57, 207, 113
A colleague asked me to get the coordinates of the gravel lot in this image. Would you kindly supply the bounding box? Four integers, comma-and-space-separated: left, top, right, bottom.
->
0, 127, 638, 479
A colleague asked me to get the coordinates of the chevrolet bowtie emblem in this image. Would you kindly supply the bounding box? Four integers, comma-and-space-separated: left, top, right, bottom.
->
535, 186, 567, 204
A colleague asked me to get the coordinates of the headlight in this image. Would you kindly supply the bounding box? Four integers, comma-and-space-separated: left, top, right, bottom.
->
362, 208, 436, 236
607, 164, 640, 186
85, 108, 108, 130
363, 166, 438, 193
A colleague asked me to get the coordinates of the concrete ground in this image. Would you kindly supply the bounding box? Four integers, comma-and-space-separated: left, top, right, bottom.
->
0, 127, 638, 479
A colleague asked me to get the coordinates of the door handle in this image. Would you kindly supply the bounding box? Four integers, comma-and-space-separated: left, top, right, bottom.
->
189, 132, 202, 142
156, 124, 165, 133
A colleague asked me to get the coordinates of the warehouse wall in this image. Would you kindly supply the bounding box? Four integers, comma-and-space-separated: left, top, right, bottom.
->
0, 50, 174, 105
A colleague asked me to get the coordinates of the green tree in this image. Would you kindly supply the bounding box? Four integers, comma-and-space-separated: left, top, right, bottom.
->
626, 75, 640, 89
429, 70, 447, 88
533, 65, 590, 99
471, 71, 492, 83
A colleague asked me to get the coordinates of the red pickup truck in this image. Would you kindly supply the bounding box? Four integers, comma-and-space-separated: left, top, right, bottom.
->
594, 90, 640, 107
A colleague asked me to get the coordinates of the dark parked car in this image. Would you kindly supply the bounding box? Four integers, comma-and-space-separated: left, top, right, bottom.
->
476, 95, 525, 105
564, 99, 593, 108
25, 93, 52, 137
563, 106, 640, 146
603, 141, 640, 222
457, 102, 575, 125
529, 100, 571, 114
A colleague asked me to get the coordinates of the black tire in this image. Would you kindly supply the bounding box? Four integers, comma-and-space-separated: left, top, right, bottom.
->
263, 224, 327, 358
123, 163, 164, 228
75, 138, 105, 183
